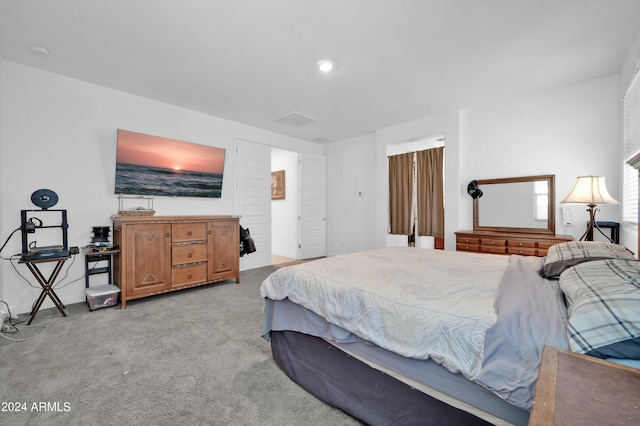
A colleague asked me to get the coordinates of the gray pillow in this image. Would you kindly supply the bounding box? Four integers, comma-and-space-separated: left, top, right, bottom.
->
560, 259, 640, 359
540, 241, 636, 278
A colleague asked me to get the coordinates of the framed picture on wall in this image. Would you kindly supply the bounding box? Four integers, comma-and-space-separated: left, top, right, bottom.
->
271, 170, 285, 200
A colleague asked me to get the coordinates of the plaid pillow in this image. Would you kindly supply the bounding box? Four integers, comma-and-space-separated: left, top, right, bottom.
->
560, 259, 640, 359
541, 241, 636, 278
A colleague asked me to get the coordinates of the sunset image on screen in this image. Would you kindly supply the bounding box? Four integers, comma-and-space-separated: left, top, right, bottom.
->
116, 130, 225, 174
115, 129, 226, 198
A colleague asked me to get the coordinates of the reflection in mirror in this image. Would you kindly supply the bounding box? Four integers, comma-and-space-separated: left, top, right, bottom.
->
473, 175, 555, 234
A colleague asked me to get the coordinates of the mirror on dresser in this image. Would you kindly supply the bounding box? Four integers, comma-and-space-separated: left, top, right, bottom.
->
473, 174, 555, 235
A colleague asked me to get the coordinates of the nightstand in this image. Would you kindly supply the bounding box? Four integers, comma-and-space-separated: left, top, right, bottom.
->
83, 246, 119, 288
529, 345, 640, 425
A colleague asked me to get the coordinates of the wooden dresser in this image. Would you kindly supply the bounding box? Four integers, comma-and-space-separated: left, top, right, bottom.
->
113, 215, 240, 308
455, 230, 572, 257
530, 346, 640, 425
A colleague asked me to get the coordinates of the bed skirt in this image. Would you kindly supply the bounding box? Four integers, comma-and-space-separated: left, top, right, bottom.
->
270, 330, 492, 426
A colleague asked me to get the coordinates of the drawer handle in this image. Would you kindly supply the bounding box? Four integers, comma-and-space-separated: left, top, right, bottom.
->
489, 241, 495, 245
208, 230, 212, 235
519, 242, 524, 246
188, 253, 193, 258
188, 231, 192, 236
166, 233, 171, 238
188, 274, 192, 279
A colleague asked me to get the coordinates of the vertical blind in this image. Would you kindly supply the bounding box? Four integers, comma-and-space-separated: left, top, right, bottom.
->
623, 67, 640, 224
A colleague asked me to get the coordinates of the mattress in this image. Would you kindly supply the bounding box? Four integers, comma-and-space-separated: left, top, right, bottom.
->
261, 247, 509, 378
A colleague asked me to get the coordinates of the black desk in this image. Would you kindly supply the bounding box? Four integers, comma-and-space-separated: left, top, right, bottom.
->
20, 256, 69, 325
590, 221, 620, 244
83, 246, 119, 288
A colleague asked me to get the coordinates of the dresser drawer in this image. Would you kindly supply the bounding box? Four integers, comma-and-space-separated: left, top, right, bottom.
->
480, 245, 507, 254
172, 243, 207, 265
457, 243, 480, 252
508, 240, 537, 248
507, 247, 538, 256
480, 238, 506, 246
172, 263, 207, 287
172, 222, 207, 243
457, 236, 480, 245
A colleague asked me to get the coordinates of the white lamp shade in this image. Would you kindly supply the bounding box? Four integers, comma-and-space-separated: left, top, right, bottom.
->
561, 176, 619, 205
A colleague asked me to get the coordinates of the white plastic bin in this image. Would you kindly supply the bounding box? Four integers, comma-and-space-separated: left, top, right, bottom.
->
85, 284, 120, 310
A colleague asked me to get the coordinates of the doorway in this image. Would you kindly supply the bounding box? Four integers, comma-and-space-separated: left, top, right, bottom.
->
236, 139, 326, 270
271, 148, 299, 264
271, 149, 327, 263
386, 134, 445, 249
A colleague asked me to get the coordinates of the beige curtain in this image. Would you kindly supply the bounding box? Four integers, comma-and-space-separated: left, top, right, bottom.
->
416, 147, 444, 239
388, 152, 414, 235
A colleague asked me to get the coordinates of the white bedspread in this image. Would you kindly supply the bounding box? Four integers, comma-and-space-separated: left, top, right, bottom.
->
260, 247, 509, 378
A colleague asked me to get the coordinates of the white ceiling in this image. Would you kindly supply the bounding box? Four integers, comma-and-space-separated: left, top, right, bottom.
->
1, 0, 640, 144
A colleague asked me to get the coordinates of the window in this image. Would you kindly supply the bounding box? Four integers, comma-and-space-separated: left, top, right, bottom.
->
534, 180, 549, 222
623, 67, 640, 225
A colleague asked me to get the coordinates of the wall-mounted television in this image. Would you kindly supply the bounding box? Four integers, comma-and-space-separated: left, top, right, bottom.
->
115, 129, 226, 198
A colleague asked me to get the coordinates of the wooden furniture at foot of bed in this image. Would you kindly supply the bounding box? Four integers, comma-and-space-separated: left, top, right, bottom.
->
455, 231, 572, 257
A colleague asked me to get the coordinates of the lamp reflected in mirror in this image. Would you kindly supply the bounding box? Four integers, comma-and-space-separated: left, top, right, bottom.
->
561, 176, 619, 241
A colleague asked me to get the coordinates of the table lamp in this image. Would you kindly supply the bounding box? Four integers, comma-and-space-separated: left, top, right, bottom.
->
561, 176, 619, 241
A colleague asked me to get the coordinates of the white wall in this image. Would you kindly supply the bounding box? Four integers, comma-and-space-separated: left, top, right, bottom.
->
326, 75, 622, 256
326, 133, 377, 256
0, 60, 323, 314
271, 148, 298, 258
460, 75, 621, 242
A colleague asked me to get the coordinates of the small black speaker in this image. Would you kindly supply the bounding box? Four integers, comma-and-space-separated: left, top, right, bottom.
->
467, 181, 483, 199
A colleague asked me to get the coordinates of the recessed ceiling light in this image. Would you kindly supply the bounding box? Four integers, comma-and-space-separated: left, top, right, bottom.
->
318, 60, 333, 73
29, 44, 50, 57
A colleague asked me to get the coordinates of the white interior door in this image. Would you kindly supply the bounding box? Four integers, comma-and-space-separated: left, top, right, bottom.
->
235, 139, 271, 270
298, 153, 327, 259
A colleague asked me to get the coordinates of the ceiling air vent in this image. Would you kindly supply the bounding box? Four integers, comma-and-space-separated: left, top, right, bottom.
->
310, 136, 332, 144
274, 111, 318, 127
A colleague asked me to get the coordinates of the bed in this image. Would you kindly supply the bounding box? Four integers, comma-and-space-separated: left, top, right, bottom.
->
260, 242, 640, 425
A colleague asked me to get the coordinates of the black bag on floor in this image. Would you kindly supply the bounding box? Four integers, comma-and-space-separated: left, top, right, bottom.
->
240, 225, 256, 256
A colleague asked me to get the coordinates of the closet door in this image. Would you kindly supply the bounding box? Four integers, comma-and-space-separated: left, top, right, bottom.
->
235, 139, 272, 270
298, 153, 327, 259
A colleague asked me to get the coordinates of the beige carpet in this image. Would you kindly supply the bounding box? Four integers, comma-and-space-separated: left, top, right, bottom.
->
0, 265, 360, 426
